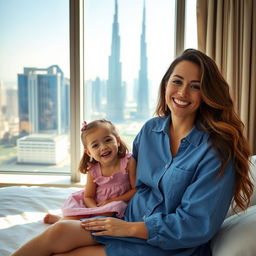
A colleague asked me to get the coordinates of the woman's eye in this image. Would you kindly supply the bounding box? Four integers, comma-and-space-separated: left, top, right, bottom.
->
172, 80, 182, 86
190, 84, 200, 90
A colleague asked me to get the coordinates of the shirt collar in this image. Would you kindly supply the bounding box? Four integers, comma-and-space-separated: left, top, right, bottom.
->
152, 115, 171, 134
152, 115, 208, 147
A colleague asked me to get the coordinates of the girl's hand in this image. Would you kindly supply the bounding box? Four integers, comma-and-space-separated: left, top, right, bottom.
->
97, 199, 112, 207
81, 217, 131, 237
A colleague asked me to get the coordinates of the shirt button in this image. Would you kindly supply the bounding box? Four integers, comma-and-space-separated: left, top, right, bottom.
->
181, 138, 186, 143
165, 164, 168, 168
143, 215, 146, 220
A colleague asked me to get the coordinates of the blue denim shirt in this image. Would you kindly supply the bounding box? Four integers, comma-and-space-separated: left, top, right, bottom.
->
95, 116, 235, 256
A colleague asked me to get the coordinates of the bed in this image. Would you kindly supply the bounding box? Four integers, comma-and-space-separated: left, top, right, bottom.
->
0, 186, 80, 256
0, 156, 256, 256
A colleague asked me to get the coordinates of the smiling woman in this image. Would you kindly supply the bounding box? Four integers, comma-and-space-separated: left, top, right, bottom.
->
10, 49, 253, 256
165, 61, 202, 126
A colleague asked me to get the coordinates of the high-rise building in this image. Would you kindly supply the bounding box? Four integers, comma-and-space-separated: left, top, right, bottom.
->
106, 0, 124, 121
137, 1, 149, 119
92, 77, 102, 113
18, 65, 69, 134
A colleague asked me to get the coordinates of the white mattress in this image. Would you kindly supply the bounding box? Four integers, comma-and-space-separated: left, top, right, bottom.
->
0, 186, 80, 256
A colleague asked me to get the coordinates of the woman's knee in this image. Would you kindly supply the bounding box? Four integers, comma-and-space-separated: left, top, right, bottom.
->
45, 220, 73, 240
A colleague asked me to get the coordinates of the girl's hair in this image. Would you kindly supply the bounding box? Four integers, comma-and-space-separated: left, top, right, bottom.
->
78, 119, 128, 174
155, 48, 253, 212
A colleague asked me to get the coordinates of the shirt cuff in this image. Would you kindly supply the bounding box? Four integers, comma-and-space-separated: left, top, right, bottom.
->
144, 213, 162, 247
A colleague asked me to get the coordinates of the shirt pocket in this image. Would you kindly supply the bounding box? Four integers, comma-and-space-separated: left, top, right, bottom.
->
164, 166, 194, 204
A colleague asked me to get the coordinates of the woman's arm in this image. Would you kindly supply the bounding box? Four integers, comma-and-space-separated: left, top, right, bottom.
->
97, 157, 137, 206
81, 217, 148, 239
83, 172, 98, 208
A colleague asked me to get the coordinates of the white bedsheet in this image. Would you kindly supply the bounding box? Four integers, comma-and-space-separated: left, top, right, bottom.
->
0, 186, 80, 256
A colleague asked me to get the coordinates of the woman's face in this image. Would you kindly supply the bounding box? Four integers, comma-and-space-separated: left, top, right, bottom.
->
165, 60, 202, 122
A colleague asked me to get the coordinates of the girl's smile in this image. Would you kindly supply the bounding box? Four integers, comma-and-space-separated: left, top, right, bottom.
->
85, 126, 120, 166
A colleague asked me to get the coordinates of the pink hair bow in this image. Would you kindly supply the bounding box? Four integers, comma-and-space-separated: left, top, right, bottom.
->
81, 121, 87, 131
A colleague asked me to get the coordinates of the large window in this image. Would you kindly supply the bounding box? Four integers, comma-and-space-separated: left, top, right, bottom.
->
0, 0, 70, 174
84, 0, 175, 147
0, 0, 197, 182
83, 0, 198, 149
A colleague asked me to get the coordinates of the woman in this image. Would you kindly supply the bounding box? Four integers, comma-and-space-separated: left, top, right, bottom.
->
11, 49, 253, 256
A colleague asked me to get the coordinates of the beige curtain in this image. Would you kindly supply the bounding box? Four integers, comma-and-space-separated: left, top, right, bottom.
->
197, 0, 256, 154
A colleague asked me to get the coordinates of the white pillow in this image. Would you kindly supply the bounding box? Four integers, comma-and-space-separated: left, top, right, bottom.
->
225, 155, 256, 218
249, 155, 256, 206
211, 205, 256, 256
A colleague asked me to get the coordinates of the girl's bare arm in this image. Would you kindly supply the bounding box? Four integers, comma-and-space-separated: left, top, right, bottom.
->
83, 173, 98, 208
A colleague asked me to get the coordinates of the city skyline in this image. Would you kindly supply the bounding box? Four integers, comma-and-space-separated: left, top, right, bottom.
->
0, 0, 175, 93
0, 0, 197, 171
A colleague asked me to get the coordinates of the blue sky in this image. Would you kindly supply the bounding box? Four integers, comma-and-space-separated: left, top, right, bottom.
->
0, 0, 196, 95
0, 0, 69, 84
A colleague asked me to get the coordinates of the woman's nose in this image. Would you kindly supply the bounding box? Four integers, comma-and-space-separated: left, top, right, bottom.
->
177, 85, 188, 97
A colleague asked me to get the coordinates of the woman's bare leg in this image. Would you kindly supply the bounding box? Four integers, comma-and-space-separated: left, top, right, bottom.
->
53, 245, 106, 256
11, 220, 99, 256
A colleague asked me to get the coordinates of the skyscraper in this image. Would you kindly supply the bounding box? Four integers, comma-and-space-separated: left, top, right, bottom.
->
18, 65, 69, 134
106, 0, 124, 121
137, 1, 149, 119
92, 77, 102, 113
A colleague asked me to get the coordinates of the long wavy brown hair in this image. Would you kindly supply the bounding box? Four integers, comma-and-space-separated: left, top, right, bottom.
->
78, 119, 128, 174
155, 49, 254, 212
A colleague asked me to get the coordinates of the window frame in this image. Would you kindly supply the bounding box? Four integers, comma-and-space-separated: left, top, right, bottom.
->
0, 0, 190, 185
70, 0, 187, 183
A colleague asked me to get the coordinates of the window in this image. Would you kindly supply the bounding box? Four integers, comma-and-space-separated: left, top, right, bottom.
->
185, 0, 198, 49
83, 0, 197, 149
84, 0, 175, 147
0, 0, 70, 174
0, 0, 197, 183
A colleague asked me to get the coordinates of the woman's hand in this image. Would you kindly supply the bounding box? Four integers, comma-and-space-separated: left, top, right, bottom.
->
80, 217, 148, 239
81, 217, 131, 237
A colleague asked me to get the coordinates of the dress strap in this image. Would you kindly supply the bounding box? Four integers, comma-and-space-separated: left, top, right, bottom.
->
120, 153, 132, 173
88, 163, 102, 179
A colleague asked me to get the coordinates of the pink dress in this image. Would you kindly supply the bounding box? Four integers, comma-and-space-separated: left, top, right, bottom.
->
62, 154, 131, 218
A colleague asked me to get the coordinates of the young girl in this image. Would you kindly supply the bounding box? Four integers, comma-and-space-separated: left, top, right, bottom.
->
44, 119, 136, 224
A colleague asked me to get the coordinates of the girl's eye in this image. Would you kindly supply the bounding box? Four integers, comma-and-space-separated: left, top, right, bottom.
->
92, 144, 98, 148
105, 138, 113, 143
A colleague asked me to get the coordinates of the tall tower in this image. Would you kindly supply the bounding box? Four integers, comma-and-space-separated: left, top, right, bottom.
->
106, 0, 124, 121
137, 1, 149, 119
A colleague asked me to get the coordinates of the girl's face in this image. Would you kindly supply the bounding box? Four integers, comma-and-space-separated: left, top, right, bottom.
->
165, 60, 202, 122
84, 126, 120, 166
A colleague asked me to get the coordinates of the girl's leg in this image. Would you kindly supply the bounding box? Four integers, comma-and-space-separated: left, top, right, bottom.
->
11, 220, 98, 256
44, 214, 89, 224
44, 213, 61, 224
53, 245, 106, 256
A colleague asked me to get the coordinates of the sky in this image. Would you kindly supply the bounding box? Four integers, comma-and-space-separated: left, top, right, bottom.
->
0, 0, 197, 95
0, 0, 69, 84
